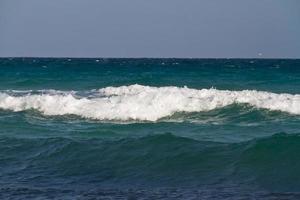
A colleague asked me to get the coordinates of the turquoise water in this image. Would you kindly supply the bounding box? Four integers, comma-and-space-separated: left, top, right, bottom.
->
0, 58, 300, 199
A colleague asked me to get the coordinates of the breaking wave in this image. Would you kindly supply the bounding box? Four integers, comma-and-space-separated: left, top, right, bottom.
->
0, 84, 299, 121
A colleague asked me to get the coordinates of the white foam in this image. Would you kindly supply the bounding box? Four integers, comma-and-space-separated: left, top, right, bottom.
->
0, 84, 299, 121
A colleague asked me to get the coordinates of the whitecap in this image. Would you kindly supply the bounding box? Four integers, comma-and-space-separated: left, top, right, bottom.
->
0, 85, 299, 121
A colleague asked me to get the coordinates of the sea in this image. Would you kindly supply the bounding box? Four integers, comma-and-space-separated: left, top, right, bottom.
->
0, 58, 300, 199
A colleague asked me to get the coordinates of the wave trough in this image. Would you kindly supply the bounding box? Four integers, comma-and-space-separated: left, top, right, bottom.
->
0, 84, 299, 121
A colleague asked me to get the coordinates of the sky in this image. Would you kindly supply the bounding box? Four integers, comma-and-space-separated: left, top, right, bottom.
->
0, 0, 300, 58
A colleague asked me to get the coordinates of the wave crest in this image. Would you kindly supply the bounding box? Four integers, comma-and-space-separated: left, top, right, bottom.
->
0, 84, 300, 121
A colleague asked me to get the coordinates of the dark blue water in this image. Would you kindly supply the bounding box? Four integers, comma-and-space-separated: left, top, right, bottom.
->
0, 58, 300, 199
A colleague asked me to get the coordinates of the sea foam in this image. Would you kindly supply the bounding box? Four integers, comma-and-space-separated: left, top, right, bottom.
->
0, 84, 299, 121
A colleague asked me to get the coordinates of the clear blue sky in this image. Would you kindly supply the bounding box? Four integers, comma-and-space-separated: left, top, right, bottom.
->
1, 0, 300, 58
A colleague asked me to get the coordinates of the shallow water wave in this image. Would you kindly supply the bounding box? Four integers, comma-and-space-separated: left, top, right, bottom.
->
0, 85, 300, 121
0, 85, 298, 121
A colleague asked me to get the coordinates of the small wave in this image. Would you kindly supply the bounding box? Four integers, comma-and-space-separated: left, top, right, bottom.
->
0, 84, 300, 121
1, 133, 300, 191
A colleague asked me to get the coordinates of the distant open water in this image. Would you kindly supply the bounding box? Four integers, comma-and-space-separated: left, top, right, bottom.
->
0, 58, 300, 199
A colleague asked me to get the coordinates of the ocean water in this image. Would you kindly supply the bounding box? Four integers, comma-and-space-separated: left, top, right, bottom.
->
0, 58, 300, 199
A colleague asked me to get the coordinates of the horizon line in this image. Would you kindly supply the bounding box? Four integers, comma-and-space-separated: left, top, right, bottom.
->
0, 56, 299, 60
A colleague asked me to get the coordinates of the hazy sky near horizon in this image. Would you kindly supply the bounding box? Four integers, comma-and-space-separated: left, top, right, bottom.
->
1, 0, 300, 58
